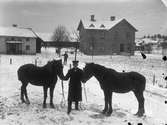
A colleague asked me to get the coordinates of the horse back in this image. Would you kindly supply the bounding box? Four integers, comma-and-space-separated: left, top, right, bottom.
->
18, 64, 56, 84
103, 70, 146, 93
128, 71, 146, 90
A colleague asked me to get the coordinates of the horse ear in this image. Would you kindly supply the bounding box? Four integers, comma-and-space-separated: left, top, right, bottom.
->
85, 62, 88, 65
47, 60, 51, 64
58, 59, 62, 64
90, 62, 94, 65
55, 59, 62, 64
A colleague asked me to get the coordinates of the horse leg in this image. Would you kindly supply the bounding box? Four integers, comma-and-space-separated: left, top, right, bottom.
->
106, 91, 113, 116
134, 90, 145, 117
102, 90, 108, 114
24, 83, 30, 104
67, 101, 72, 114
49, 85, 55, 108
43, 86, 48, 108
20, 83, 26, 103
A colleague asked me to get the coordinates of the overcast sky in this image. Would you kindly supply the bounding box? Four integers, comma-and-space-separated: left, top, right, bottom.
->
0, 0, 167, 37
0, 0, 166, 4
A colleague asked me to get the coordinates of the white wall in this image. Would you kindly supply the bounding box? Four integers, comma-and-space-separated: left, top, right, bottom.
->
22, 38, 36, 54
0, 37, 7, 53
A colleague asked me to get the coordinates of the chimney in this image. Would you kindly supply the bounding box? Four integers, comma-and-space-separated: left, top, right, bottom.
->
12, 24, 18, 27
110, 16, 116, 21
90, 15, 95, 21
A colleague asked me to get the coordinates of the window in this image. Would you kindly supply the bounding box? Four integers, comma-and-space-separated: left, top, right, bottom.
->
120, 44, 124, 52
127, 43, 131, 52
11, 37, 14, 41
99, 47, 105, 51
114, 31, 118, 40
100, 31, 105, 39
26, 38, 30, 41
26, 45, 30, 50
6, 37, 11, 41
89, 24, 95, 28
126, 32, 130, 39
100, 24, 105, 28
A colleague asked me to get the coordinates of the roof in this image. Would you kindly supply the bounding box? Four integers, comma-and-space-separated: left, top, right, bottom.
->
0, 27, 37, 38
37, 32, 77, 42
77, 18, 137, 31
37, 33, 53, 41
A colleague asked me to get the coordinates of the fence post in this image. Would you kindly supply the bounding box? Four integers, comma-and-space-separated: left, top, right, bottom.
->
35, 59, 37, 66
10, 58, 12, 64
153, 74, 155, 86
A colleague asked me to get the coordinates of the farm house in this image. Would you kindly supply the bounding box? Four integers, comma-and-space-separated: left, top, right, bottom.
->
77, 15, 137, 55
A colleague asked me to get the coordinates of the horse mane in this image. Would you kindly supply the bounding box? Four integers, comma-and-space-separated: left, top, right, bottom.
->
91, 63, 116, 73
43, 60, 56, 73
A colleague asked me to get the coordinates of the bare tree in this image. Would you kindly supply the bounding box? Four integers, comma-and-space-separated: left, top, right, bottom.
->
72, 30, 80, 42
72, 30, 80, 60
52, 25, 70, 56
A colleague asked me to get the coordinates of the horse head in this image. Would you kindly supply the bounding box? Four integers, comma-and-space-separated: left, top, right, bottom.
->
49, 59, 64, 79
82, 63, 94, 83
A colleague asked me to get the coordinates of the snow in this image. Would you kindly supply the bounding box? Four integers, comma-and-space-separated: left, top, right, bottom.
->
0, 48, 167, 125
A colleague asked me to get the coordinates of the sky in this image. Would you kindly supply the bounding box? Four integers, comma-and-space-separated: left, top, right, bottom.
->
0, 0, 166, 4
0, 0, 167, 38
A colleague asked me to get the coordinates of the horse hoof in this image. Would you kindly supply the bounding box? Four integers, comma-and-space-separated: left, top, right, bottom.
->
105, 111, 112, 116
101, 109, 107, 114
135, 112, 144, 117
21, 100, 26, 103
50, 104, 55, 109
25, 100, 30, 105
105, 113, 111, 117
137, 113, 144, 117
43, 104, 47, 108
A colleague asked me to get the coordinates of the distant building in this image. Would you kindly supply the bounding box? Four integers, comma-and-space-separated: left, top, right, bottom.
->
77, 15, 137, 55
38, 33, 79, 48
0, 26, 41, 54
135, 38, 162, 54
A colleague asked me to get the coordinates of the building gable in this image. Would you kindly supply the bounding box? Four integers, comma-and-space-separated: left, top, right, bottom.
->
77, 20, 84, 31
109, 19, 137, 32
78, 18, 137, 32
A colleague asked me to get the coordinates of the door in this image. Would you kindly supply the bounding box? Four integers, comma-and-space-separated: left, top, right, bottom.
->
6, 43, 22, 54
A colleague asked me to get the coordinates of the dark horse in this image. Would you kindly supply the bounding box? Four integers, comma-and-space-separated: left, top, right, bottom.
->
82, 63, 146, 117
17, 59, 64, 108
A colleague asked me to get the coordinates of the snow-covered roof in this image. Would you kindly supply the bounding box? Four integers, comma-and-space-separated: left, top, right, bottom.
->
135, 38, 159, 46
142, 38, 158, 44
37, 33, 53, 41
0, 26, 37, 38
82, 19, 122, 30
37, 32, 78, 42
78, 18, 137, 31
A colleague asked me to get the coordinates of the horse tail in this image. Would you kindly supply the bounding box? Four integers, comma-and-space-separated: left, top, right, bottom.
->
17, 67, 22, 81
17, 64, 28, 81
141, 75, 146, 91
132, 72, 146, 92
17, 66, 25, 81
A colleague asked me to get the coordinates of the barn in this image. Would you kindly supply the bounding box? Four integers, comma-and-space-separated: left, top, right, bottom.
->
77, 15, 137, 55
0, 26, 41, 54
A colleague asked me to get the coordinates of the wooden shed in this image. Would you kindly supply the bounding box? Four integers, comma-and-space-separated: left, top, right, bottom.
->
0, 26, 40, 54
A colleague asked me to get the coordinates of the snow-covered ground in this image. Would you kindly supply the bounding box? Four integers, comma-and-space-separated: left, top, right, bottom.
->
0, 47, 167, 125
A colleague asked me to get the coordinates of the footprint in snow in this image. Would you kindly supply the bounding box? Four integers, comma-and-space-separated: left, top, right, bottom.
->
89, 113, 106, 119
